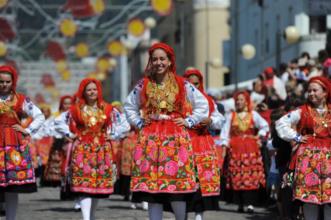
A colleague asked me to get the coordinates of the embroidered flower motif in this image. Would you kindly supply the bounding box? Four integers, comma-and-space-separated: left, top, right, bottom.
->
300, 158, 309, 173
17, 171, 27, 180
167, 184, 177, 191
178, 147, 188, 163
134, 147, 143, 161
164, 160, 179, 176
203, 170, 213, 181
139, 160, 150, 173
305, 172, 319, 187
139, 182, 149, 190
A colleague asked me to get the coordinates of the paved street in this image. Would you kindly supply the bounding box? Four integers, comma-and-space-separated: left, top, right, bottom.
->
3, 187, 279, 220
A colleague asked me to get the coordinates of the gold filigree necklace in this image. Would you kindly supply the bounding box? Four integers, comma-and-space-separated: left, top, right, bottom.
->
145, 73, 179, 114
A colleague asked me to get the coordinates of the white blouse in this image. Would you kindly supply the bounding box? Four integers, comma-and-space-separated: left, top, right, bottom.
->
275, 108, 302, 142
220, 111, 269, 146
53, 111, 73, 139
124, 80, 209, 129
209, 102, 225, 130
32, 117, 54, 140
108, 110, 131, 140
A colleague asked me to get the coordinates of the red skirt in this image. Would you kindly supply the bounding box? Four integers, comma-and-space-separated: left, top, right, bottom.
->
226, 136, 265, 191
131, 120, 197, 194
190, 132, 220, 196
70, 139, 115, 195
293, 136, 331, 204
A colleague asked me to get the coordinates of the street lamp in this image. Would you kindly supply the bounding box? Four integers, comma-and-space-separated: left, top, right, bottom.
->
276, 25, 300, 73
205, 58, 221, 89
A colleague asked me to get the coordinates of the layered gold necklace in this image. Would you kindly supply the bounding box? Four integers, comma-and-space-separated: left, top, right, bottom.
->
82, 105, 106, 128
145, 73, 179, 114
309, 105, 330, 136
234, 111, 252, 132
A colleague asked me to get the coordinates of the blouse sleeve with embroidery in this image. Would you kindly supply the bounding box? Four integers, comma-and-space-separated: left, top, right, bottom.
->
184, 82, 209, 128
108, 109, 131, 140
22, 98, 45, 135
219, 113, 232, 146
276, 109, 302, 142
209, 102, 225, 130
54, 111, 74, 138
124, 80, 143, 129
252, 111, 270, 137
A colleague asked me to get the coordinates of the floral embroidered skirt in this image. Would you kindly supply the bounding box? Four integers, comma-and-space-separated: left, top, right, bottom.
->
70, 140, 115, 197
43, 138, 66, 186
0, 142, 36, 193
190, 132, 220, 196
131, 120, 197, 202
120, 131, 137, 176
294, 137, 331, 204
226, 136, 265, 191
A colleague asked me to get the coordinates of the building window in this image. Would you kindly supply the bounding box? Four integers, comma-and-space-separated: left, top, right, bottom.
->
309, 15, 326, 34
288, 6, 293, 24
265, 23, 269, 54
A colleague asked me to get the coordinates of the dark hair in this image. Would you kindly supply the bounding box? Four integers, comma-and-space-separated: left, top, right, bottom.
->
318, 49, 329, 63
300, 52, 311, 60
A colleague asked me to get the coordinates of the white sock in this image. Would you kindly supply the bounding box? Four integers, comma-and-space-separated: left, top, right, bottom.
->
171, 201, 186, 220
80, 197, 92, 220
90, 198, 99, 220
195, 212, 203, 220
148, 203, 163, 220
74, 199, 81, 209
5, 192, 18, 220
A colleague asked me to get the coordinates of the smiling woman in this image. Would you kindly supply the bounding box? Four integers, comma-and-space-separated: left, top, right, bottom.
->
276, 76, 331, 220
124, 42, 210, 220
67, 77, 130, 220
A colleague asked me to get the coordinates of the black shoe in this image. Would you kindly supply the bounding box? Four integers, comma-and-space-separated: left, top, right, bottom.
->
237, 205, 244, 213
0, 210, 5, 216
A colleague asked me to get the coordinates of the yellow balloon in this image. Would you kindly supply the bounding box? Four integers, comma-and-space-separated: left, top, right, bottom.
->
91, 0, 105, 14
60, 18, 77, 37
107, 41, 124, 56
86, 72, 98, 79
128, 19, 145, 37
151, 0, 172, 16
96, 72, 106, 81
61, 69, 71, 81
0, 0, 8, 9
0, 41, 7, 57
96, 58, 110, 72
75, 43, 89, 58
55, 60, 68, 73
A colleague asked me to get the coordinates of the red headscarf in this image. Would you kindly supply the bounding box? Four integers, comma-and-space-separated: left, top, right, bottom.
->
145, 42, 176, 74
59, 95, 73, 112
308, 76, 331, 104
70, 78, 112, 133
233, 90, 252, 111
140, 42, 189, 116
75, 78, 104, 107
0, 65, 18, 92
183, 68, 215, 114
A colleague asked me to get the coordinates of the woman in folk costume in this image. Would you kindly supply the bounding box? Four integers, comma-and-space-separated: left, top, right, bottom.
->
276, 76, 331, 220
183, 68, 224, 220
220, 91, 269, 213
43, 95, 73, 186
124, 42, 209, 220
0, 65, 45, 220
69, 78, 130, 220
32, 104, 54, 184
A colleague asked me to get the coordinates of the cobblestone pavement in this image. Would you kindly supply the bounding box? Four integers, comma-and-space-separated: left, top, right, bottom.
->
3, 187, 278, 220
